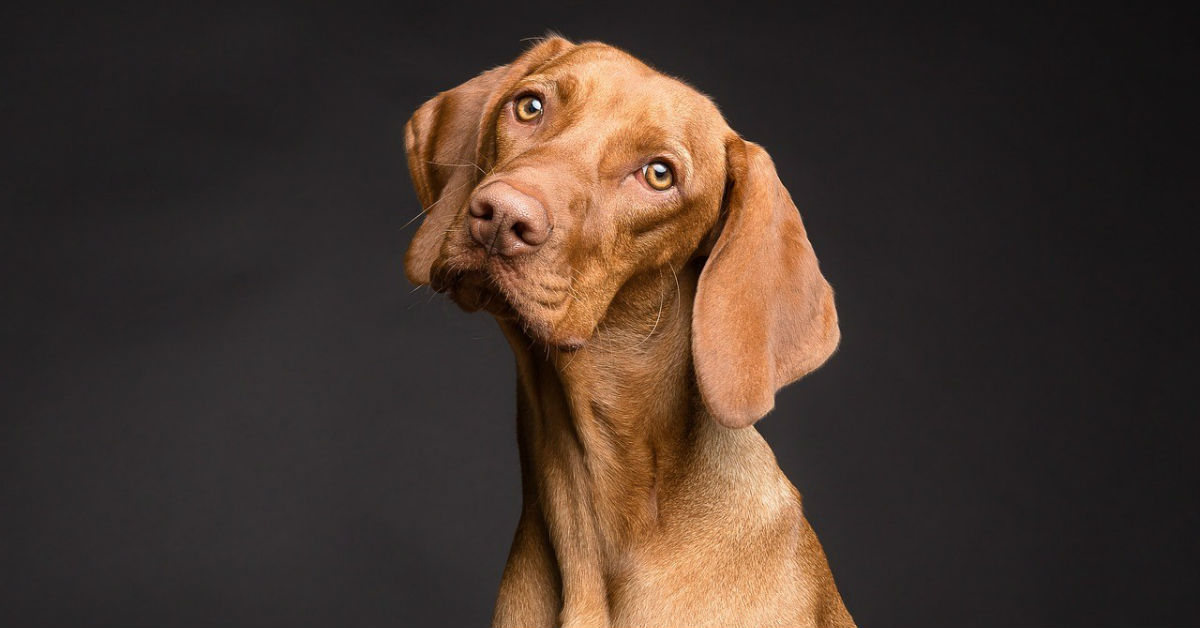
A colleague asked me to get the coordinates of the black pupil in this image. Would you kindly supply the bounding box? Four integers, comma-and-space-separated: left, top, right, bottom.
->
523, 98, 541, 115
651, 164, 667, 179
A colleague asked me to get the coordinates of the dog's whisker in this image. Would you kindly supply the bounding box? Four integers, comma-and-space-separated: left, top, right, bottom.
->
668, 263, 681, 308
636, 267, 667, 348
423, 159, 484, 173
423, 159, 489, 177
561, 344, 580, 370
398, 180, 473, 231
480, 284, 497, 310
398, 209, 426, 231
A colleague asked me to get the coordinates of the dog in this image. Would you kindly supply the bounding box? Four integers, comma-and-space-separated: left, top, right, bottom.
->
403, 36, 853, 628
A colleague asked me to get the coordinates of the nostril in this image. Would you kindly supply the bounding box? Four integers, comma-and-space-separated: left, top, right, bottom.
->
470, 200, 494, 221
511, 220, 529, 241
509, 219, 535, 246
510, 217, 547, 246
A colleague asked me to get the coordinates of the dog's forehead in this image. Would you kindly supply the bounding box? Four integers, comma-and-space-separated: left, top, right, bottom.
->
519, 45, 731, 171
536, 44, 724, 129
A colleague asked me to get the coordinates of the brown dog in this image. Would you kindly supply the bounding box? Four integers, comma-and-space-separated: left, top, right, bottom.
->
403, 36, 853, 628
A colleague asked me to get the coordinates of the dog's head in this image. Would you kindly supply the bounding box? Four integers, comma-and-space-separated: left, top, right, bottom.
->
404, 37, 839, 428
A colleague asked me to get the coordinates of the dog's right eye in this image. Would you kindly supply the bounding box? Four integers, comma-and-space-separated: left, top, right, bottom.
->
514, 95, 544, 122
642, 161, 675, 190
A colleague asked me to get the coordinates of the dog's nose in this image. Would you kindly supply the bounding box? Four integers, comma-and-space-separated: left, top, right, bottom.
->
467, 182, 550, 256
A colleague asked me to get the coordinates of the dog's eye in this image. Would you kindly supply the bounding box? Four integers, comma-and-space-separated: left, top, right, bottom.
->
642, 162, 674, 190
514, 95, 544, 122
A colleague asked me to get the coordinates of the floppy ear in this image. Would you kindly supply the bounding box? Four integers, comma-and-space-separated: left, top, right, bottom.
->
692, 137, 840, 429
403, 36, 573, 285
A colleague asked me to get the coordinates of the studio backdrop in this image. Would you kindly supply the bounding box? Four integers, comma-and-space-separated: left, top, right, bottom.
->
2, 3, 1197, 626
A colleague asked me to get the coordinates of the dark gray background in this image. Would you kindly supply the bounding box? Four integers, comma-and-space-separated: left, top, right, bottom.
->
3, 2, 1197, 626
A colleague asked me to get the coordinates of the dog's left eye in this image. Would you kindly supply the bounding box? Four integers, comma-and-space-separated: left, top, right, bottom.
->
642, 162, 674, 190
514, 95, 544, 122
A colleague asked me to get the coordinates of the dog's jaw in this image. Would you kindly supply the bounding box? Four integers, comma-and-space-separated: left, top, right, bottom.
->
430, 250, 589, 352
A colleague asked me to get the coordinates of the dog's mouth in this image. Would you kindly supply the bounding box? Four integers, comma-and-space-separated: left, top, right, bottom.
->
429, 254, 586, 351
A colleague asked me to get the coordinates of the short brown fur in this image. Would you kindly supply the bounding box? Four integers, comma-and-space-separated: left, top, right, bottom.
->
403, 37, 853, 628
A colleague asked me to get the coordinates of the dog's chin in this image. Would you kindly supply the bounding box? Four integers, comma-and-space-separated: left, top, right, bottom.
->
432, 264, 588, 353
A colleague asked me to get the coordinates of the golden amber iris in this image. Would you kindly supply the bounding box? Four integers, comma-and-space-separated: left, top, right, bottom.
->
643, 161, 674, 190
514, 95, 543, 122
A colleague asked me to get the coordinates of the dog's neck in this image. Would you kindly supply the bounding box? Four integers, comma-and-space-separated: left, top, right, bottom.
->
499, 262, 709, 537
496, 262, 785, 623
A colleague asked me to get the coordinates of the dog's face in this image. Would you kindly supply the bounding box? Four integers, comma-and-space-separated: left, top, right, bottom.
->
420, 43, 729, 349
405, 38, 840, 428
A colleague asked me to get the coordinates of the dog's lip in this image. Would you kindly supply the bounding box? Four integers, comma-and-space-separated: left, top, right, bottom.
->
430, 257, 589, 352
435, 260, 523, 316
429, 270, 460, 295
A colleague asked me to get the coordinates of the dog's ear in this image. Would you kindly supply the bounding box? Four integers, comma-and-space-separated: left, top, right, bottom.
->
403, 36, 573, 285
692, 137, 840, 429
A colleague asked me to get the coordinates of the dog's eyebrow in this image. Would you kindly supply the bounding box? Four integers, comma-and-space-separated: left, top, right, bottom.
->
599, 128, 694, 183
512, 75, 578, 102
